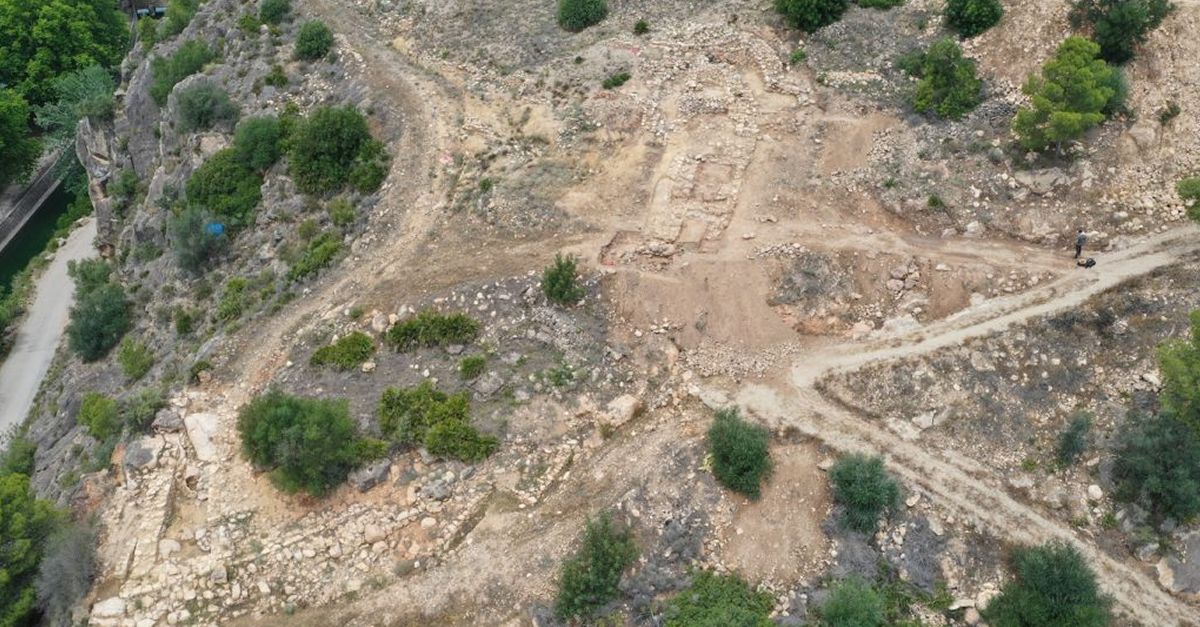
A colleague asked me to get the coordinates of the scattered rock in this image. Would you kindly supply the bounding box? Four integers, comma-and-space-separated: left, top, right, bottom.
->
348, 459, 391, 492
93, 597, 126, 618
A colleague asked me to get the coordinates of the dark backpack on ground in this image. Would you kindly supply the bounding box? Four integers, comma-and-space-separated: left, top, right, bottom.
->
1078, 257, 1096, 268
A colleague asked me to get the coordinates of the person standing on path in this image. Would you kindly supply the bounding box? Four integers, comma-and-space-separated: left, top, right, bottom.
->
1074, 228, 1087, 259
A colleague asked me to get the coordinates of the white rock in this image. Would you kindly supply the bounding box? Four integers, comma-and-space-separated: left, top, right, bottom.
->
1087, 484, 1103, 500
92, 597, 126, 618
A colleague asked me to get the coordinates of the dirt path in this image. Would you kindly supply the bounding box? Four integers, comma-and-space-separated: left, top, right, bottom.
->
0, 218, 96, 440
723, 223, 1200, 626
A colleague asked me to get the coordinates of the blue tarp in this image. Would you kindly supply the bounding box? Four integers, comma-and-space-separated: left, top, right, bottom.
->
205, 223, 225, 236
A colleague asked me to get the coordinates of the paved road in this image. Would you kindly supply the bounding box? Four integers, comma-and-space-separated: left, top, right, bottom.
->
0, 218, 97, 440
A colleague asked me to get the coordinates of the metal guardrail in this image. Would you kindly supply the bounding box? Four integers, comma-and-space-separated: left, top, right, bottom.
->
0, 153, 66, 253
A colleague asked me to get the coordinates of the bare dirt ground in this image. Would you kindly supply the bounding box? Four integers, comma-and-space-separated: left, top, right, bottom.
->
84, 0, 1200, 624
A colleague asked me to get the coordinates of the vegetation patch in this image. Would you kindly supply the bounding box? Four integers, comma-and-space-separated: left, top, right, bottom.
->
310, 331, 375, 370
150, 40, 217, 106
555, 511, 638, 620
78, 392, 120, 440
1056, 411, 1093, 466
459, 354, 487, 379
1069, 0, 1172, 64
542, 253, 585, 305
295, 20, 334, 61
260, 0, 291, 25
117, 337, 155, 382
775, 0, 850, 33
385, 310, 480, 350
558, 0, 608, 32
829, 453, 901, 532
186, 149, 264, 228
169, 204, 227, 274
0, 472, 59, 627
66, 260, 130, 362
288, 106, 386, 195
288, 232, 343, 281
601, 72, 631, 89
663, 571, 773, 626
233, 115, 283, 171
707, 408, 772, 499
1112, 411, 1200, 522
818, 577, 885, 627
175, 81, 238, 133
378, 381, 497, 462
912, 39, 982, 120
983, 541, 1111, 626
1012, 36, 1118, 153
945, 0, 1004, 38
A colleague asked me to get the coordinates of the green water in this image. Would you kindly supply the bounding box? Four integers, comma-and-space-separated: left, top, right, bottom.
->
0, 184, 74, 298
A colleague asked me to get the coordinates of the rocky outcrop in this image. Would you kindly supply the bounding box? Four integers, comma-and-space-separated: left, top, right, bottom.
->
74, 116, 119, 251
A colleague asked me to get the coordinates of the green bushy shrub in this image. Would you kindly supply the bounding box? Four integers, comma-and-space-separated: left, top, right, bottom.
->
117, 338, 154, 382
983, 542, 1111, 627
601, 72, 631, 89
295, 20, 334, 61
1012, 36, 1116, 153
175, 81, 239, 133
237, 390, 364, 495
150, 40, 216, 106
264, 64, 289, 88
287, 232, 342, 281
1056, 411, 1093, 466
2, 437, 37, 476
288, 106, 381, 195
310, 331, 375, 370
913, 39, 982, 120
775, 0, 850, 32
217, 277, 249, 321
459, 355, 486, 379
0, 473, 58, 627
189, 360, 213, 384
945, 0, 1004, 37
542, 253, 584, 305
819, 577, 885, 627
707, 408, 772, 499
857, 0, 903, 8
169, 204, 227, 274
66, 262, 129, 361
1156, 309, 1200, 435
158, 0, 200, 39
829, 453, 901, 532
328, 197, 356, 227
138, 17, 159, 51
78, 392, 120, 440
34, 65, 116, 150
558, 0, 608, 32
555, 511, 638, 619
1178, 177, 1200, 220
233, 115, 282, 171
1070, 0, 1172, 64
664, 571, 773, 627
377, 381, 497, 462
348, 139, 390, 192
260, 0, 291, 24
186, 149, 263, 228
122, 386, 166, 432
634, 19, 650, 35
238, 13, 261, 34
386, 310, 480, 350
1112, 411, 1200, 522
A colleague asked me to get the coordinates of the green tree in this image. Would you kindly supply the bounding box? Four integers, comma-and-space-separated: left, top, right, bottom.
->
1111, 411, 1200, 522
945, 0, 1004, 37
34, 523, 96, 627
0, 472, 58, 627
288, 106, 375, 194
0, 0, 126, 105
33, 65, 115, 149
541, 253, 584, 305
174, 81, 239, 133
775, 0, 850, 32
558, 0, 607, 32
0, 89, 40, 189
829, 453, 900, 532
66, 279, 129, 362
1070, 0, 1172, 64
1177, 177, 1200, 221
294, 20, 334, 61
186, 148, 264, 228
169, 204, 227, 274
259, 0, 290, 25
555, 511, 638, 619
707, 408, 772, 499
1157, 310, 1200, 435
1011, 36, 1116, 153
664, 571, 773, 627
983, 541, 1111, 627
237, 390, 363, 496
819, 577, 885, 627
233, 115, 283, 171
913, 38, 983, 120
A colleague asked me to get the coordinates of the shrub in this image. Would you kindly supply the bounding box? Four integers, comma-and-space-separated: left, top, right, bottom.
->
310, 331, 375, 370
117, 338, 154, 382
122, 386, 166, 432
1112, 411, 1200, 522
158, 0, 201, 39
829, 453, 901, 532
913, 39, 982, 120
1157, 309, 1200, 434
108, 169, 139, 212
0, 473, 58, 627
1070, 0, 1172, 64
238, 13, 261, 34
237, 390, 363, 495
34, 65, 116, 150
175, 81, 239, 133
858, 0, 903, 8
634, 19, 650, 35
295, 20, 334, 61
288, 232, 342, 281
348, 139, 390, 193
377, 381, 497, 462
34, 523, 96, 627
1158, 100, 1181, 124
558, 0, 608, 32
1012, 37, 1116, 153
138, 17, 159, 51
1178, 177, 1200, 220
66, 278, 129, 362
189, 360, 213, 384
186, 149, 264, 228
1056, 411, 1093, 466
1101, 67, 1129, 116
386, 311, 480, 350
707, 408, 772, 498
775, 0, 850, 32
2, 437, 37, 475
459, 354, 486, 379
260, 0, 291, 24
264, 64, 289, 88
289, 106, 376, 195
790, 48, 808, 64
174, 308, 195, 335
664, 571, 773, 627
555, 511, 638, 619
328, 197, 355, 227
233, 115, 283, 171
945, 0, 1003, 38
78, 392, 120, 440
601, 72, 631, 89
542, 253, 585, 305
0, 90, 40, 190
217, 278, 249, 321
150, 40, 216, 106
983, 542, 1111, 627
819, 577, 885, 627
169, 204, 227, 274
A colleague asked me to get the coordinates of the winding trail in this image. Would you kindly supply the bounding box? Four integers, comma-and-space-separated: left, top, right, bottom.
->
723, 224, 1200, 627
